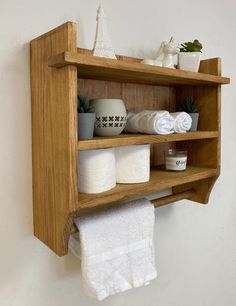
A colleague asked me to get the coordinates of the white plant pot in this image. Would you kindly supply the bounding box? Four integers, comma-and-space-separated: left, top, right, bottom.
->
178, 52, 201, 72
91, 99, 127, 136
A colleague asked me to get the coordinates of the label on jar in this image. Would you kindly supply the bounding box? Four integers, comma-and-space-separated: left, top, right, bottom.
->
165, 156, 187, 171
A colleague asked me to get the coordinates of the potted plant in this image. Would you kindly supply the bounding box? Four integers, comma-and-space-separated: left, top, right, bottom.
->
78, 95, 95, 140
178, 39, 203, 72
181, 97, 199, 131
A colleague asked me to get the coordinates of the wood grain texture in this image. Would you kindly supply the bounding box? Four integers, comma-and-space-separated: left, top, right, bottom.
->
152, 189, 196, 207
76, 166, 218, 211
199, 58, 221, 76
174, 58, 222, 203
76, 47, 142, 63
78, 131, 219, 150
31, 22, 78, 256
48, 51, 230, 86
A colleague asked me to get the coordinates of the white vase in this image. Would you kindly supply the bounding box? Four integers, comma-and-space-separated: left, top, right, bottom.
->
178, 52, 201, 72
91, 99, 127, 136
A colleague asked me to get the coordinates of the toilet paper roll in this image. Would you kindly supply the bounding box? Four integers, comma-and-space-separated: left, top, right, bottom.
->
78, 148, 116, 194
115, 145, 150, 183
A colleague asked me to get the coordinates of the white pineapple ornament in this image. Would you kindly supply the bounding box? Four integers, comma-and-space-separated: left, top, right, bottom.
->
93, 3, 117, 59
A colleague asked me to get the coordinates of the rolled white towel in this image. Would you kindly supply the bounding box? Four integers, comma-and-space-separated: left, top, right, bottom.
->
123, 112, 137, 133
125, 110, 174, 135
171, 112, 192, 133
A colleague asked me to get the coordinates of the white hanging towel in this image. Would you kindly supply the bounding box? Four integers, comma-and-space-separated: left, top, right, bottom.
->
69, 232, 81, 259
171, 112, 192, 133
115, 145, 150, 183
70, 199, 157, 300
124, 110, 174, 135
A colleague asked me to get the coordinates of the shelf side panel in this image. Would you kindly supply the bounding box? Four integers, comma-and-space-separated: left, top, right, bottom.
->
31, 22, 78, 256
175, 58, 221, 203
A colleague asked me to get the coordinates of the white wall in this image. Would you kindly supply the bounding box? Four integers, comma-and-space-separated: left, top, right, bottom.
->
1, 0, 236, 305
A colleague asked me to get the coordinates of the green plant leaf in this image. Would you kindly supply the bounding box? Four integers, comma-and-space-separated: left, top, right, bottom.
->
179, 39, 203, 52
180, 97, 198, 113
78, 94, 94, 113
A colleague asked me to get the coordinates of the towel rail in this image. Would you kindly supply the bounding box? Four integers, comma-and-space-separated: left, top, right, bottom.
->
71, 189, 195, 234
152, 188, 195, 207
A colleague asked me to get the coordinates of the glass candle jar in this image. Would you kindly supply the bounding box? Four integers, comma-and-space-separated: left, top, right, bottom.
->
165, 149, 188, 171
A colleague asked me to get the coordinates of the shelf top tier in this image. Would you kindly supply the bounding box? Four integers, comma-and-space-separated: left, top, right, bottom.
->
48, 51, 230, 86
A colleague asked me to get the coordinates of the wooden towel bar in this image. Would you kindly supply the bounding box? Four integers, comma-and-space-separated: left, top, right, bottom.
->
71, 189, 196, 234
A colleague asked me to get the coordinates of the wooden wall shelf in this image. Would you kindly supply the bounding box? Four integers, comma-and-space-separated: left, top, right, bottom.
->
71, 188, 197, 234
48, 51, 230, 86
78, 131, 219, 150
30, 21, 230, 256
77, 166, 218, 211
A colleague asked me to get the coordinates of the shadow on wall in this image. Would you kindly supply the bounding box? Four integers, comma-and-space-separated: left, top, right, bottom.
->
1, 41, 33, 239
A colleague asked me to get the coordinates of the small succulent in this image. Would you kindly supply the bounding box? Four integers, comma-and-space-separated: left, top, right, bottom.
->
179, 39, 203, 52
78, 95, 94, 113
181, 97, 198, 113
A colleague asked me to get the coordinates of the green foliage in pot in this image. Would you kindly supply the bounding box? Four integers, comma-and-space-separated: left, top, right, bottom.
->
181, 97, 198, 113
179, 40, 203, 52
78, 95, 94, 113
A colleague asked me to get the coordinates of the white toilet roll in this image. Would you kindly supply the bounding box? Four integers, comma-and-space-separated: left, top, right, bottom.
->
78, 148, 116, 194
115, 145, 150, 183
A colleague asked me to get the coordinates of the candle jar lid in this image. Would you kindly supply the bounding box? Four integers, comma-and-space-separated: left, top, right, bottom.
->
165, 149, 187, 157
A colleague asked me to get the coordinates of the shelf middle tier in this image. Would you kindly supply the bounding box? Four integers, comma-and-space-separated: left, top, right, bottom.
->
78, 131, 218, 150
77, 166, 218, 211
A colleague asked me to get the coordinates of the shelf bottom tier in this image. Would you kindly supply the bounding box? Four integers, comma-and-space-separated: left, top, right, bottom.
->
77, 166, 218, 211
